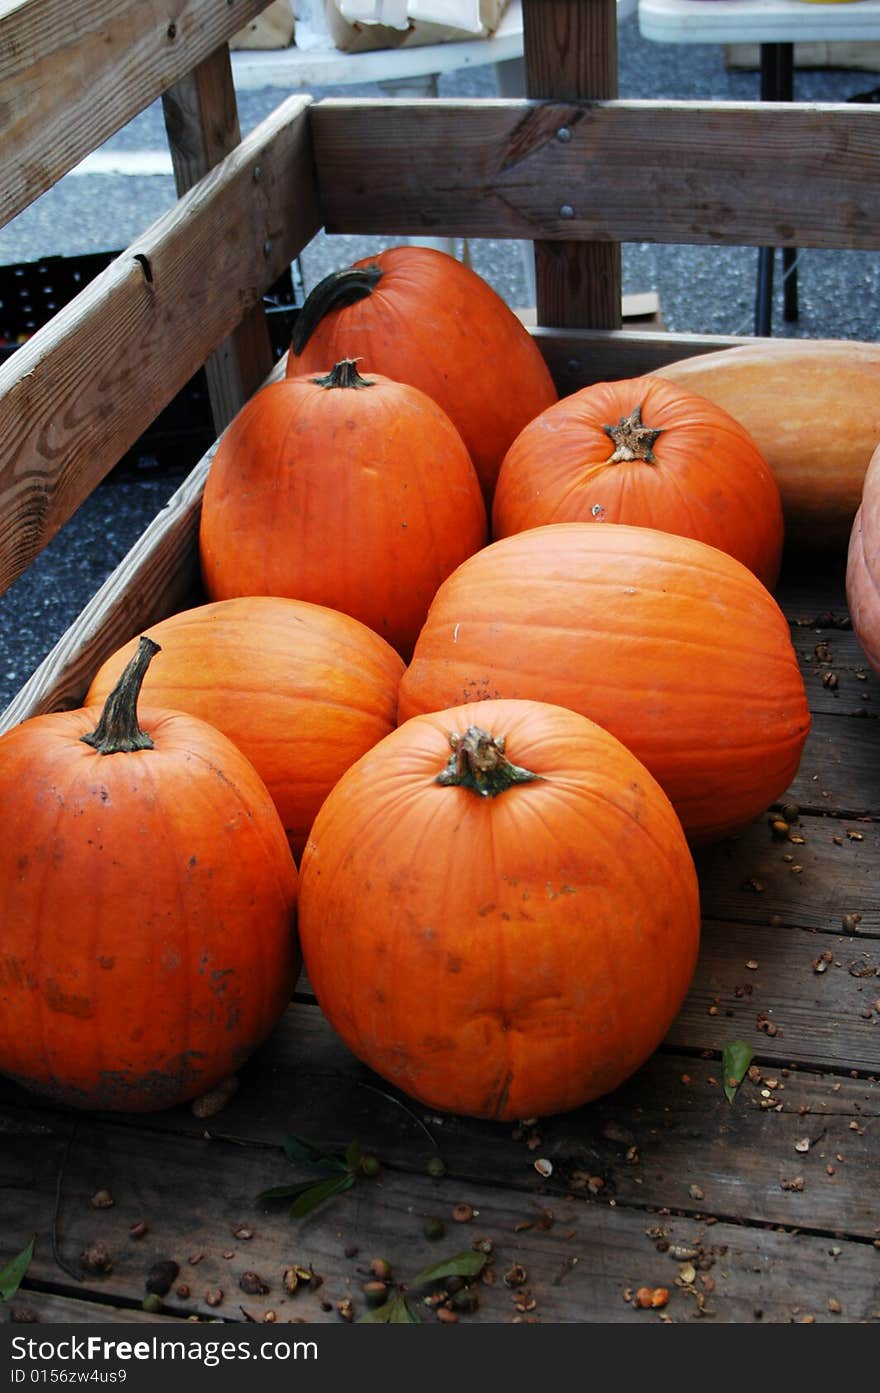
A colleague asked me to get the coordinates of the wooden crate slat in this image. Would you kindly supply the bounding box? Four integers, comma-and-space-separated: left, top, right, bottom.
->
310, 98, 880, 250
161, 45, 275, 430
529, 325, 750, 395
0, 97, 318, 603
0, 0, 275, 230
523, 0, 621, 331
2, 1102, 878, 1323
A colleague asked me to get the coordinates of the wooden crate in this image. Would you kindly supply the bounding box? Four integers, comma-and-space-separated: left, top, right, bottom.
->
1, 0, 879, 1327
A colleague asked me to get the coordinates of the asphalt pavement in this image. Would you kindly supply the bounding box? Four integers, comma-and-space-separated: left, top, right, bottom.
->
1, 11, 878, 710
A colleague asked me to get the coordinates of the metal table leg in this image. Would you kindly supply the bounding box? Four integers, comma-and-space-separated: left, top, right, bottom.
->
755, 42, 797, 336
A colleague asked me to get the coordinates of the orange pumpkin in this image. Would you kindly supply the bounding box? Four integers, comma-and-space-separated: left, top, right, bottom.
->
0, 638, 299, 1111
493, 375, 784, 589
398, 523, 811, 844
287, 246, 558, 503
299, 698, 700, 1121
86, 597, 404, 859
846, 440, 880, 676
199, 359, 487, 658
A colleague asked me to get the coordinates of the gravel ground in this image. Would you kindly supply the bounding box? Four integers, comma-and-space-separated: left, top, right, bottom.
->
1, 11, 878, 709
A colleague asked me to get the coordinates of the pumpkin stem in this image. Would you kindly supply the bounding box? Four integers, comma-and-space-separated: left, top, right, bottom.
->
602, 403, 663, 464
81, 636, 161, 755
312, 358, 375, 391
435, 726, 542, 799
291, 265, 384, 356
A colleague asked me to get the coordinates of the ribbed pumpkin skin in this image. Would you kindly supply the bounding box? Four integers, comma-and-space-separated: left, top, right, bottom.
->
398, 523, 811, 844
0, 706, 298, 1111
199, 368, 487, 658
286, 247, 558, 502
846, 442, 880, 676
493, 375, 784, 590
86, 597, 405, 859
299, 698, 700, 1121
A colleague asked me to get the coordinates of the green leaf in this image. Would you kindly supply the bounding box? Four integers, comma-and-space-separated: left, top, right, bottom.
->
289, 1172, 355, 1218
283, 1134, 348, 1172
357, 1300, 395, 1324
0, 1236, 35, 1301
409, 1249, 487, 1288
388, 1293, 420, 1323
722, 1040, 755, 1104
357, 1292, 419, 1324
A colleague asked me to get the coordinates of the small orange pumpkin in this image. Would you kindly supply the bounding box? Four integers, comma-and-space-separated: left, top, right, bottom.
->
398, 523, 811, 844
287, 246, 558, 503
199, 359, 487, 658
299, 698, 700, 1121
0, 638, 299, 1112
86, 597, 404, 859
492, 374, 784, 589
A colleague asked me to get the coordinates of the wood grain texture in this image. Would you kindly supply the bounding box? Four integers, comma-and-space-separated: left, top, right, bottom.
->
161, 46, 274, 430
1, 0, 274, 229
523, 0, 621, 330
2, 1100, 878, 1323
310, 98, 880, 249
4, 998, 873, 1243
0, 98, 318, 602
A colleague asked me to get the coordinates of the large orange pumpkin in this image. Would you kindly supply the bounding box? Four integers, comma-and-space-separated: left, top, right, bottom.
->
493, 374, 784, 589
398, 523, 811, 844
199, 359, 487, 658
0, 638, 299, 1112
299, 698, 700, 1121
846, 440, 880, 676
86, 597, 404, 859
286, 246, 558, 502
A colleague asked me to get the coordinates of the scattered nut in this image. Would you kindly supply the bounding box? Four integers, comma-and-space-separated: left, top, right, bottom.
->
239, 1272, 270, 1296
80, 1243, 113, 1275
90, 1189, 114, 1210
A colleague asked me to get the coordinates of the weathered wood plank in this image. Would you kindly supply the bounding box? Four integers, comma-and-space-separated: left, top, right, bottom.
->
2, 1106, 878, 1322
7, 992, 871, 1242
697, 812, 880, 937
1, 0, 274, 229
529, 326, 748, 396
786, 713, 880, 818
161, 44, 274, 432
0, 97, 318, 601
310, 98, 880, 249
672, 919, 880, 1074
2, 1289, 185, 1325
523, 0, 621, 331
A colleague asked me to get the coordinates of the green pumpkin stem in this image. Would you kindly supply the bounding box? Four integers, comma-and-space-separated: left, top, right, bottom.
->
602, 402, 663, 464
291, 264, 384, 356
435, 726, 542, 799
81, 636, 161, 755
312, 358, 374, 391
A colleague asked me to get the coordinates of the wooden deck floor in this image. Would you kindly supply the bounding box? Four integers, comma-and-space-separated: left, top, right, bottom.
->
2, 555, 878, 1326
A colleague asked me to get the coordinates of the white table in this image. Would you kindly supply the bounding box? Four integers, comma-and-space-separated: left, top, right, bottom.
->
639, 0, 880, 333
639, 0, 880, 46
232, 0, 638, 92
